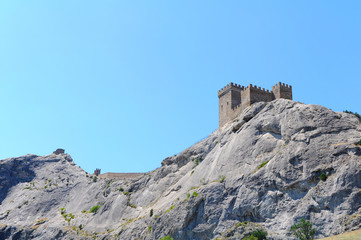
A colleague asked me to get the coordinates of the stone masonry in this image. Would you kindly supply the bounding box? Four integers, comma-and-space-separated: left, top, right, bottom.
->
218, 82, 292, 127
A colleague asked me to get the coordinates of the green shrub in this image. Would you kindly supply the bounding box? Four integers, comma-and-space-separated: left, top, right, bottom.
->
355, 139, 361, 146
148, 225, 152, 233
192, 191, 199, 197
251, 228, 267, 240
60, 208, 66, 215
320, 172, 327, 181
160, 236, 174, 240
220, 175, 226, 183
93, 176, 98, 182
290, 218, 316, 240
90, 205, 101, 213
194, 157, 203, 166
150, 209, 153, 217
257, 160, 269, 170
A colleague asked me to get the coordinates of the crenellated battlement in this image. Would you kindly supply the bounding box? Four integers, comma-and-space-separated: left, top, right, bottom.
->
245, 84, 272, 93
218, 82, 245, 97
218, 82, 292, 127
272, 82, 292, 100
272, 82, 292, 89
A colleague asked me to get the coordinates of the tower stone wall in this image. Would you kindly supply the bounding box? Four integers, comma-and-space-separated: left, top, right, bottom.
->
218, 82, 292, 127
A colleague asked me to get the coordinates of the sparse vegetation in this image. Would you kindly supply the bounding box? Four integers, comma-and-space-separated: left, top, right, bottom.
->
194, 157, 203, 166
235, 221, 248, 228
344, 110, 361, 122
258, 160, 269, 169
220, 175, 226, 183
166, 205, 174, 213
290, 218, 316, 240
242, 236, 257, 240
129, 204, 137, 208
160, 236, 174, 240
250, 229, 268, 240
192, 191, 199, 197
93, 176, 98, 182
320, 172, 327, 181
60, 208, 75, 226
90, 205, 101, 213
124, 192, 136, 208
61, 208, 66, 215
150, 209, 153, 217
257, 160, 269, 170
355, 139, 361, 146
148, 225, 152, 233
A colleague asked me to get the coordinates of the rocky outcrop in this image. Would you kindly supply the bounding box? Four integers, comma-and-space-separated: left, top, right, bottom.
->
1, 99, 361, 240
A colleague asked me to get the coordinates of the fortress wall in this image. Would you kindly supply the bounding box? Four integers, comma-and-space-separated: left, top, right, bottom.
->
99, 172, 144, 179
218, 83, 244, 127
272, 82, 292, 100
218, 83, 244, 98
241, 84, 274, 109
218, 82, 292, 127
230, 104, 243, 121
219, 90, 232, 127
249, 85, 274, 103
241, 86, 251, 109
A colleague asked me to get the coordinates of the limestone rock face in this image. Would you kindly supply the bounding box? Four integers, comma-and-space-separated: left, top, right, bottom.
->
1, 99, 361, 240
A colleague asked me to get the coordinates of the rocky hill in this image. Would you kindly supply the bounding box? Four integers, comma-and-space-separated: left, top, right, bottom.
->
1, 99, 361, 240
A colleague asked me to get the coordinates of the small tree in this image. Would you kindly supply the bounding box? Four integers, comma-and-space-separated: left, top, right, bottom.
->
251, 228, 267, 240
290, 218, 316, 240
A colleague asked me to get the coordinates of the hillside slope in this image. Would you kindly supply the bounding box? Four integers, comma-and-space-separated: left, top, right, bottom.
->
1, 99, 361, 240
317, 228, 361, 240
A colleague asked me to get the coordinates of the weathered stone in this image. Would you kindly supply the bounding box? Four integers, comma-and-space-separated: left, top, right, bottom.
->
53, 149, 65, 155
1, 99, 361, 239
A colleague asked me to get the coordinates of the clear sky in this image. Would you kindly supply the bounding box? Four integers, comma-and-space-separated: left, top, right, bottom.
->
0, 1, 360, 174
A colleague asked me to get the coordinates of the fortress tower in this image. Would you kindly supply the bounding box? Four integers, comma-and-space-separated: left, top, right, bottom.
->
218, 82, 292, 127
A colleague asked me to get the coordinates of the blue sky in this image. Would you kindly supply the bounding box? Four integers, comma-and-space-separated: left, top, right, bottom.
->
0, 1, 360, 173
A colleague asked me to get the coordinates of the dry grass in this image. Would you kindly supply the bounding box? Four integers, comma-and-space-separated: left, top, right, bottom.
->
317, 229, 361, 240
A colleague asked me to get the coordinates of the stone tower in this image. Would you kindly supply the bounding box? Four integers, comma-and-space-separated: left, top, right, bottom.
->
218, 82, 292, 127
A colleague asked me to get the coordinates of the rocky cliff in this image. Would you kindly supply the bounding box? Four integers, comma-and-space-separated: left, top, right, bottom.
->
1, 99, 361, 240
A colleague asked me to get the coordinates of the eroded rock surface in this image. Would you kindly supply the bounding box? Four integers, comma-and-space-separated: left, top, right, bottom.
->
1, 99, 361, 239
